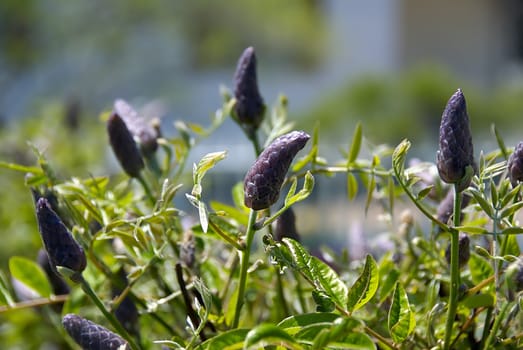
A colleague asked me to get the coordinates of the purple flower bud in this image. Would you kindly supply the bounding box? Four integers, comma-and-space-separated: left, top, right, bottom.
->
233, 47, 265, 132
114, 99, 160, 157
62, 314, 129, 350
107, 112, 145, 178
244, 131, 310, 210
445, 232, 470, 268
436, 89, 475, 192
274, 207, 301, 242
36, 198, 86, 278
507, 141, 523, 187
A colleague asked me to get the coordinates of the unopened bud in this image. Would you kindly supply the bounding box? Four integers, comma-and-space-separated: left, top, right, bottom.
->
507, 141, 523, 188
274, 207, 301, 242
62, 314, 129, 350
107, 112, 145, 178
244, 131, 310, 210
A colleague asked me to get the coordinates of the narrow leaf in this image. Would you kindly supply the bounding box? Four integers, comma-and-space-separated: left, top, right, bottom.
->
469, 253, 494, 285
347, 254, 379, 312
347, 122, 362, 164
244, 324, 299, 349
195, 328, 249, 350
199, 201, 209, 233
347, 173, 358, 201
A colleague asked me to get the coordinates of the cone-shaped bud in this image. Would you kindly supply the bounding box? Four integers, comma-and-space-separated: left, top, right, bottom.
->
36, 198, 86, 278
244, 131, 310, 210
274, 207, 301, 242
233, 47, 265, 132
62, 314, 129, 350
507, 141, 523, 187
114, 99, 160, 157
437, 89, 475, 192
436, 190, 470, 229
445, 232, 470, 268
107, 112, 144, 178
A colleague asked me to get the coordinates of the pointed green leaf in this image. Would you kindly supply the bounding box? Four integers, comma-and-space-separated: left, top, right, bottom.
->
501, 227, 523, 235
278, 313, 340, 335
286, 171, 315, 206
285, 177, 298, 204
502, 234, 520, 256
468, 189, 494, 218
454, 226, 489, 235
0, 270, 15, 306
347, 254, 379, 312
392, 139, 411, 177
192, 151, 227, 196
347, 122, 363, 165
416, 186, 433, 201
347, 173, 358, 201
388, 175, 395, 214
9, 256, 52, 298
364, 174, 376, 215
500, 201, 523, 219
282, 238, 348, 308
244, 324, 300, 349
462, 293, 495, 309
388, 282, 415, 343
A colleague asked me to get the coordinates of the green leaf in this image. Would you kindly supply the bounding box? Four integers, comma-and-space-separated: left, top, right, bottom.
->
502, 234, 520, 256
462, 293, 495, 308
469, 253, 494, 285
501, 227, 523, 235
468, 188, 494, 219
281, 238, 348, 308
9, 256, 52, 298
0, 270, 15, 306
285, 171, 315, 207
312, 290, 335, 312
347, 173, 358, 201
0, 161, 44, 174
347, 254, 379, 312
195, 328, 249, 350
388, 282, 415, 343
454, 226, 489, 235
198, 201, 209, 233
500, 201, 523, 219
244, 324, 300, 349
192, 151, 227, 197
347, 122, 362, 165
387, 175, 395, 214
278, 313, 340, 334
392, 139, 411, 177
416, 186, 433, 201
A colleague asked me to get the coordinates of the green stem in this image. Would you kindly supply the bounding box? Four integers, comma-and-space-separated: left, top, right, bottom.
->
79, 276, 141, 350
275, 269, 290, 319
483, 301, 510, 349
232, 209, 258, 328
136, 173, 156, 205
443, 185, 462, 350
294, 271, 308, 313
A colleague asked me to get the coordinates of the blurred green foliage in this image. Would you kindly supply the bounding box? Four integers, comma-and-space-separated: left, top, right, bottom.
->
299, 65, 523, 147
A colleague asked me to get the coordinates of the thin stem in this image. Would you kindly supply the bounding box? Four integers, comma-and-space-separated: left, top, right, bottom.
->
363, 326, 398, 350
483, 301, 510, 349
208, 219, 244, 251
294, 271, 308, 313
0, 294, 69, 313
274, 269, 290, 319
232, 209, 258, 328
443, 185, 462, 350
79, 275, 141, 350
136, 174, 156, 205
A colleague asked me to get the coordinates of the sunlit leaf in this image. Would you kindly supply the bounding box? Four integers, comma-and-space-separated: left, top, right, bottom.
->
462, 293, 495, 308
469, 253, 494, 285
195, 328, 249, 350
9, 256, 52, 298
347, 254, 379, 312
278, 313, 340, 335
388, 282, 415, 343
244, 324, 299, 349
312, 290, 335, 312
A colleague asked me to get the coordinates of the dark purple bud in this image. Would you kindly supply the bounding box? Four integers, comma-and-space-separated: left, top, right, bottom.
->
507, 141, 523, 188
114, 99, 160, 157
233, 47, 265, 132
36, 198, 86, 278
274, 207, 301, 242
112, 268, 139, 337
107, 112, 145, 178
244, 131, 310, 210
436, 190, 470, 229
62, 314, 129, 350
37, 249, 70, 296
445, 232, 470, 268
436, 89, 475, 192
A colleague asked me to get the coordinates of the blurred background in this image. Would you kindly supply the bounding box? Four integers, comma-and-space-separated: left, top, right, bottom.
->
2, 0, 523, 268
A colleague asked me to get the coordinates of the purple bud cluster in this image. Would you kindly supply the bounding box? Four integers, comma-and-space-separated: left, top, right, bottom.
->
62, 314, 129, 350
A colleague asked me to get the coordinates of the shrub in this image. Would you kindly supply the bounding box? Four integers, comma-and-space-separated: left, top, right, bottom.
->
0, 48, 522, 350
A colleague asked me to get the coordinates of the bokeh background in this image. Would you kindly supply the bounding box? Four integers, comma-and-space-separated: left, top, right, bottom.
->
2, 0, 523, 273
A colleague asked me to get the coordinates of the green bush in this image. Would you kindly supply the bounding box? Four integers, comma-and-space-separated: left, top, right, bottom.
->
0, 48, 522, 350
